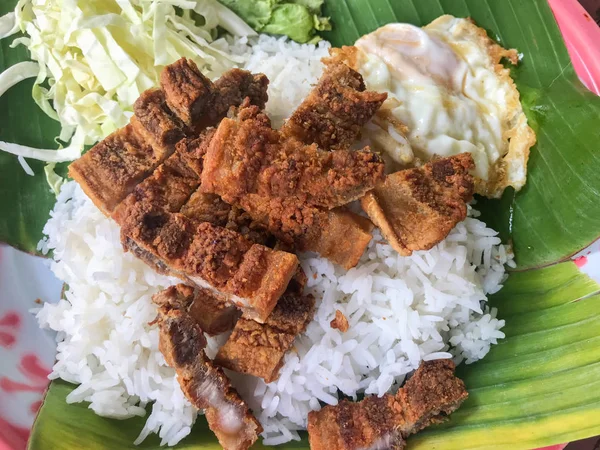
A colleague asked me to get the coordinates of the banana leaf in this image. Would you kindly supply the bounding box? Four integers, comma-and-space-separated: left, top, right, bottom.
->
29, 262, 600, 449
0, 0, 64, 254
0, 0, 596, 448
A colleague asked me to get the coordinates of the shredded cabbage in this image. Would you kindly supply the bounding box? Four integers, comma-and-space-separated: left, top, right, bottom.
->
0, 0, 255, 173
0, 61, 38, 97
44, 162, 65, 195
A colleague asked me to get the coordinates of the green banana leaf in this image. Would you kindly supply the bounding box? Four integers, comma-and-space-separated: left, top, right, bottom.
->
0, 2, 64, 254
29, 262, 600, 449
0, 0, 596, 448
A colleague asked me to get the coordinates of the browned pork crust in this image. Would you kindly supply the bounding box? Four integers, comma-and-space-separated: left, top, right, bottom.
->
361, 153, 475, 256
153, 284, 240, 336
215, 293, 315, 383
155, 305, 261, 450
281, 62, 387, 150
69, 124, 162, 215
116, 200, 297, 323
307, 360, 468, 450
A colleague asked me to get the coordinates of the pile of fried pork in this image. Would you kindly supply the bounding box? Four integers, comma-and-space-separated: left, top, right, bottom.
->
69, 54, 473, 450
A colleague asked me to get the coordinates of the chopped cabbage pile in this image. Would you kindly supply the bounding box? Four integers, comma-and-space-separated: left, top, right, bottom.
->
0, 0, 255, 172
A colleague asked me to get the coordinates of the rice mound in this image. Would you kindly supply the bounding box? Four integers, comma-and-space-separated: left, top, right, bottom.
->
36, 35, 512, 446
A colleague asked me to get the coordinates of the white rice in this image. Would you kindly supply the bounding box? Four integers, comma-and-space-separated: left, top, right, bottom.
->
36, 35, 513, 446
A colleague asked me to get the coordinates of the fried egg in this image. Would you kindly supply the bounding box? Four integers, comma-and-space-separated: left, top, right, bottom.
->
341, 15, 536, 197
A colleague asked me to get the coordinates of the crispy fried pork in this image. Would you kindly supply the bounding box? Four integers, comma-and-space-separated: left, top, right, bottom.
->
215, 293, 315, 383
70, 60, 269, 216
161, 58, 269, 129
210, 69, 269, 124
155, 304, 261, 450
361, 154, 475, 256
175, 129, 216, 176
307, 359, 468, 450
281, 62, 387, 150
297, 208, 374, 269
160, 58, 214, 126
330, 310, 349, 332
116, 198, 297, 323
131, 88, 187, 151
153, 284, 240, 336
112, 151, 200, 219
180, 191, 272, 247
202, 106, 385, 210
69, 124, 163, 215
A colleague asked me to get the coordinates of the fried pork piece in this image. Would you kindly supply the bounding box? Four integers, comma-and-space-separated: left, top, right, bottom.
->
398, 359, 469, 433
116, 201, 298, 323
111, 145, 203, 278
156, 305, 261, 450
181, 191, 272, 246
215, 293, 315, 383
160, 58, 213, 126
112, 151, 200, 219
297, 208, 374, 269
202, 106, 385, 210
131, 88, 187, 151
309, 394, 406, 450
161, 58, 269, 128
176, 128, 216, 176
153, 284, 240, 336
281, 62, 387, 150
69, 124, 164, 215
361, 154, 475, 256
307, 360, 468, 450
210, 69, 269, 123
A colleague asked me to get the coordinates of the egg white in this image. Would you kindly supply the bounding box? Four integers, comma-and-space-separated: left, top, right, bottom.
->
340, 15, 536, 197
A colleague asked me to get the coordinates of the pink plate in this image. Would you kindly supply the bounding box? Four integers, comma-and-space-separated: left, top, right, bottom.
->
0, 1, 599, 449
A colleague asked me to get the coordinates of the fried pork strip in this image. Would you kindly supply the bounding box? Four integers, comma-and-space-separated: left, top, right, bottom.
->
215, 293, 315, 383
155, 304, 261, 450
68, 123, 165, 215
161, 58, 269, 129
361, 154, 475, 256
70, 60, 269, 216
131, 88, 187, 152
153, 284, 240, 336
202, 106, 385, 210
112, 149, 202, 277
307, 359, 468, 450
116, 199, 297, 323
281, 62, 387, 150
